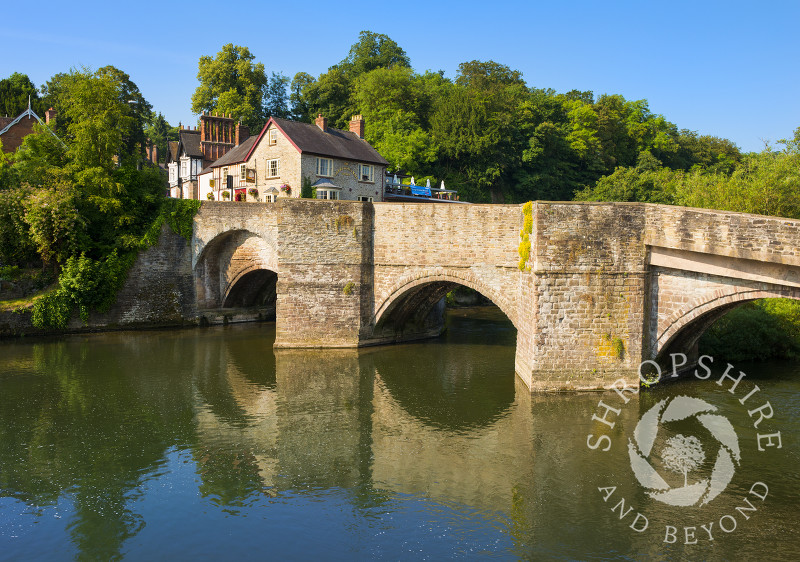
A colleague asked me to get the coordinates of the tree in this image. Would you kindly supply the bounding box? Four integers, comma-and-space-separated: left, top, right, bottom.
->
42, 67, 149, 170
290, 72, 315, 121
22, 170, 85, 271
353, 67, 438, 172
0, 72, 46, 117
0, 184, 37, 266
430, 61, 529, 202
145, 113, 178, 164
302, 66, 354, 129
302, 31, 411, 128
264, 72, 290, 119
191, 44, 268, 131
662, 434, 705, 487
338, 30, 410, 76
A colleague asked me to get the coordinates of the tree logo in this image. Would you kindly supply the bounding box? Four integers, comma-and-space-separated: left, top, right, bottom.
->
628, 396, 741, 507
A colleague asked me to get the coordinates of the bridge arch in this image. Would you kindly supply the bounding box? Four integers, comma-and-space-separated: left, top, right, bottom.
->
372, 268, 519, 342
194, 229, 279, 309
655, 286, 800, 361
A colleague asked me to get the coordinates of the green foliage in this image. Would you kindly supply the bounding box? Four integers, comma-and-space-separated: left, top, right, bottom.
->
31, 250, 135, 328
576, 147, 800, 220
265, 72, 290, 119
22, 171, 85, 268
518, 201, 533, 271
343, 282, 355, 296
0, 185, 37, 265
700, 299, 800, 361
191, 44, 268, 131
339, 31, 410, 77
145, 113, 178, 164
141, 199, 201, 247
353, 67, 439, 171
611, 337, 625, 360
300, 176, 313, 199
303, 31, 411, 130
0, 72, 46, 117
290, 72, 315, 122
161, 198, 201, 242
673, 150, 800, 219
0, 265, 20, 281
30, 288, 73, 330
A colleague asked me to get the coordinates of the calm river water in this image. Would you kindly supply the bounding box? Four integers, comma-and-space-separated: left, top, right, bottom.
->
0, 307, 797, 560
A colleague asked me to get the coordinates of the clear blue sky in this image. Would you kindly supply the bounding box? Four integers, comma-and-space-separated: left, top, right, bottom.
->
3, 0, 798, 153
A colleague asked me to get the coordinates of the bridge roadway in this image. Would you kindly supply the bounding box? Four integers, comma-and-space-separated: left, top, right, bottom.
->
189, 200, 800, 391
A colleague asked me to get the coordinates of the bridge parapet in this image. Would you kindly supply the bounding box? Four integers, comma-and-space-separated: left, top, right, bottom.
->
645, 205, 800, 266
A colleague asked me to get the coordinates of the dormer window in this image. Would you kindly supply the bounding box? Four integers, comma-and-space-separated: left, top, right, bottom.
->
181, 160, 188, 176
269, 128, 278, 146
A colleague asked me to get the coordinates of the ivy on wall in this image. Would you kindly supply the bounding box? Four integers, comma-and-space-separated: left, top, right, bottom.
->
518, 201, 533, 271
31, 199, 201, 329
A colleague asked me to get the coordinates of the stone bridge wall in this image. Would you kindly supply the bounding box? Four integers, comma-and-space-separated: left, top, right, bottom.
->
186, 201, 800, 391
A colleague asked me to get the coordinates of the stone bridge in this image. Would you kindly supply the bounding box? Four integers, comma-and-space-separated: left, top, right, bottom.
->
191, 200, 800, 391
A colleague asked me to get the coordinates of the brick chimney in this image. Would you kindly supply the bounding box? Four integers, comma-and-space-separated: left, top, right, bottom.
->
45, 107, 57, 128
315, 113, 328, 132
349, 114, 365, 138
235, 122, 250, 146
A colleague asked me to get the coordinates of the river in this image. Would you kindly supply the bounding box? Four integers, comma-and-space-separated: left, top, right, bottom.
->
0, 307, 797, 560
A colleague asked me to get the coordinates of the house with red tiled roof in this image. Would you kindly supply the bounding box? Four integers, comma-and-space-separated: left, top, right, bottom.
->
0, 102, 59, 153
198, 114, 388, 202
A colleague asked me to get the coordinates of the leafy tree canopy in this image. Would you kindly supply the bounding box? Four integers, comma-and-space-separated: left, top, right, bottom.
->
338, 30, 411, 77
191, 44, 268, 131
0, 72, 46, 117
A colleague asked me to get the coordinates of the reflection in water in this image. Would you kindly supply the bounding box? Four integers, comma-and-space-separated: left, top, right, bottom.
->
0, 310, 798, 559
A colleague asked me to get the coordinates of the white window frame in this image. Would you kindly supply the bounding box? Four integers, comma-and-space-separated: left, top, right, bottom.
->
181, 159, 188, 177
240, 164, 246, 180
268, 128, 278, 146
357, 196, 373, 202
266, 158, 280, 178
316, 189, 340, 200
359, 163, 374, 183
316, 157, 333, 177
222, 167, 228, 179
266, 193, 277, 203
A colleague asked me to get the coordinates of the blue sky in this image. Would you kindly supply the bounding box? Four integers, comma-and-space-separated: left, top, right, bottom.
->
3, 1, 797, 153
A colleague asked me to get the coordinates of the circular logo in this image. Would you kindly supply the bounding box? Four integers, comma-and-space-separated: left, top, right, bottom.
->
628, 396, 741, 507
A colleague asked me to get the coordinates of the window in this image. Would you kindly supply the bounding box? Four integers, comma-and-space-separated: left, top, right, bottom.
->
316, 157, 333, 177
266, 193, 277, 203
222, 167, 228, 179
316, 189, 340, 200
358, 196, 373, 202
267, 158, 280, 178
359, 164, 374, 182
268, 128, 278, 146
240, 164, 246, 180
181, 160, 188, 176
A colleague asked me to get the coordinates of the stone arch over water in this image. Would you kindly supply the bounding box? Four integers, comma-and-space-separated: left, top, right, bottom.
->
194, 229, 279, 309
654, 287, 800, 364
371, 268, 519, 343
